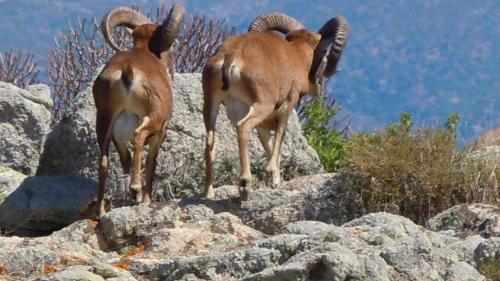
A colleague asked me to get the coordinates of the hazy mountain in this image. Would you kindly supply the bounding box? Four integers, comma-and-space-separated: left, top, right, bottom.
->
0, 0, 498, 140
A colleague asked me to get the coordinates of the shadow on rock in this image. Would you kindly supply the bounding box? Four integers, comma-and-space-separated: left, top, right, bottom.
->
0, 176, 97, 236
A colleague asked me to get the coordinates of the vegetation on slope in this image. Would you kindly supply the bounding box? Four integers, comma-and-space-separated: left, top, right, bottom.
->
304, 109, 498, 225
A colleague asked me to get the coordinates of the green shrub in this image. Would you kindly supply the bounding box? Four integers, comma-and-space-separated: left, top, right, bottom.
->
301, 97, 347, 172
478, 260, 500, 281
343, 113, 499, 225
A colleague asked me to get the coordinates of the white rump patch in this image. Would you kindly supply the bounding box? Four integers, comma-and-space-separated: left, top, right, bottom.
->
226, 98, 251, 128
113, 112, 139, 143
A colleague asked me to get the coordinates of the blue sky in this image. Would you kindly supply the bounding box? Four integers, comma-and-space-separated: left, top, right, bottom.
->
0, 0, 498, 140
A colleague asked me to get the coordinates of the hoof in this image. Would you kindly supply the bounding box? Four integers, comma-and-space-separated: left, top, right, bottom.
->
98, 209, 106, 218
79, 199, 110, 220
238, 186, 250, 201
142, 195, 151, 205
271, 177, 281, 189
130, 184, 143, 203
204, 190, 215, 199
239, 177, 252, 201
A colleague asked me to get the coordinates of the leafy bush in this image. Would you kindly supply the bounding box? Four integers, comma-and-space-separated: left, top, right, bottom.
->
343, 113, 499, 224
299, 96, 348, 172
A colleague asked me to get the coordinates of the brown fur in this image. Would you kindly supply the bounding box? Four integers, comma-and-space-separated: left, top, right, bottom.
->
202, 29, 321, 199
92, 23, 173, 216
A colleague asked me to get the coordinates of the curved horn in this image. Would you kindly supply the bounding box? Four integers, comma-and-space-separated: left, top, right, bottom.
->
149, 4, 186, 57
309, 16, 349, 80
101, 7, 152, 52
248, 12, 304, 34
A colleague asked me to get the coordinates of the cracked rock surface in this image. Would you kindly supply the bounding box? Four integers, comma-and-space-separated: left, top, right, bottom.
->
0, 174, 497, 281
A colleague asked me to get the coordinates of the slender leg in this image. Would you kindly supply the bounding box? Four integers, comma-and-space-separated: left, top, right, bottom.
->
257, 127, 273, 160
267, 87, 299, 188
130, 116, 150, 203
113, 140, 132, 175
236, 103, 274, 199
96, 112, 114, 216
267, 113, 289, 188
203, 96, 221, 199
143, 129, 164, 204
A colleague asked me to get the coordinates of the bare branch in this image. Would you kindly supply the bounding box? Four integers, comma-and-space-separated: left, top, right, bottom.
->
0, 50, 39, 88
48, 6, 235, 120
176, 13, 236, 73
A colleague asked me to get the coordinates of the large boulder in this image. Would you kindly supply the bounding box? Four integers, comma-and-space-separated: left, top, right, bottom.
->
0, 82, 52, 175
42, 269, 106, 281
37, 73, 322, 196
0, 245, 59, 278
217, 172, 368, 235
0, 200, 496, 280
98, 203, 264, 257
0, 176, 97, 235
149, 213, 487, 281
0, 165, 26, 204
176, 173, 372, 235
427, 204, 500, 238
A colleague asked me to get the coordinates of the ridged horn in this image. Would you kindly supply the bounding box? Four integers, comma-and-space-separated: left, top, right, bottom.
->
101, 7, 152, 52
149, 4, 186, 57
248, 12, 304, 34
309, 16, 349, 80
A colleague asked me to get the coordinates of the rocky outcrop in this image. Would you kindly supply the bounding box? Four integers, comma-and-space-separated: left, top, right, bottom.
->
1, 202, 496, 280
427, 203, 500, 238
37, 74, 322, 196
0, 165, 26, 204
0, 79, 497, 281
0, 172, 497, 281
0, 83, 53, 175
180, 173, 369, 235
0, 176, 97, 235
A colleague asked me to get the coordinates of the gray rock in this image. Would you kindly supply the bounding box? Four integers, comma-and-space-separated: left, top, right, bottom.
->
106, 278, 138, 281
281, 220, 341, 238
179, 204, 215, 223
22, 84, 54, 110
243, 243, 394, 281
428, 204, 500, 238
37, 73, 322, 197
0, 245, 58, 277
1, 204, 494, 281
47, 219, 101, 247
0, 82, 52, 175
474, 238, 500, 264
448, 235, 485, 263
150, 247, 282, 281
237, 172, 368, 234
0, 176, 97, 234
90, 262, 134, 279
99, 204, 178, 249
445, 261, 487, 281
0, 165, 26, 204
44, 269, 105, 281
252, 234, 312, 264
243, 213, 487, 281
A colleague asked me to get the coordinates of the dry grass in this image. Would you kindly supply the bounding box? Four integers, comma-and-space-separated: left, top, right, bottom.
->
478, 260, 500, 281
343, 114, 499, 225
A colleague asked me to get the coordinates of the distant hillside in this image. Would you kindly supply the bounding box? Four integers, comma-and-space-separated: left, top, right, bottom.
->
0, 0, 498, 140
